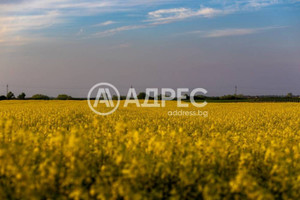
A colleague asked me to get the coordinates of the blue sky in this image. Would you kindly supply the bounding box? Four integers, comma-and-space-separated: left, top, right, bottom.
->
0, 0, 300, 97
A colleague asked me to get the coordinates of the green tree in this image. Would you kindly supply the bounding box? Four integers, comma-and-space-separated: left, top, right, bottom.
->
7, 91, 15, 100
17, 92, 26, 100
31, 94, 50, 100
137, 92, 146, 99
0, 95, 6, 100
57, 94, 72, 100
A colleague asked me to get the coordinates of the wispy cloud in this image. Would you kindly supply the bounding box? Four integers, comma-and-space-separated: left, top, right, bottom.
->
94, 6, 231, 38
91, 0, 285, 38
147, 7, 230, 24
93, 21, 117, 27
93, 25, 148, 37
0, 0, 291, 44
244, 0, 279, 8
146, 0, 284, 24
0, 0, 114, 19
0, 0, 173, 45
0, 11, 61, 33
205, 28, 260, 38
0, 11, 62, 45
182, 26, 287, 38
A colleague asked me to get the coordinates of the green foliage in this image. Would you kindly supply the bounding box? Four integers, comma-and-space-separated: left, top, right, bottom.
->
7, 91, 15, 100
31, 94, 50, 100
17, 92, 26, 100
220, 94, 245, 100
0, 95, 6, 100
137, 92, 146, 99
57, 94, 72, 100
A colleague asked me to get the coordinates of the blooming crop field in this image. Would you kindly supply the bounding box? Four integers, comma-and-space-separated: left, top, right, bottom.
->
0, 101, 299, 200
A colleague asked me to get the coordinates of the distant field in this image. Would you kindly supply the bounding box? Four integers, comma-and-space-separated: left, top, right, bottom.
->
0, 101, 299, 199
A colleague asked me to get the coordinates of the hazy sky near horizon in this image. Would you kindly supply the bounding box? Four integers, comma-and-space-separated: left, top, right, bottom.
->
0, 0, 299, 97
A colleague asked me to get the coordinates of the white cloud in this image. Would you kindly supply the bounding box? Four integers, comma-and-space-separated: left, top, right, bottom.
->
147, 7, 228, 23
0, 11, 61, 33
245, 0, 279, 8
93, 21, 117, 27
0, 11, 62, 45
93, 25, 148, 37
0, 0, 174, 16
92, 7, 227, 38
0, 0, 172, 45
92, 1, 286, 39
0, 0, 290, 45
146, 0, 283, 24
183, 26, 286, 38
206, 28, 258, 37
0, 0, 112, 14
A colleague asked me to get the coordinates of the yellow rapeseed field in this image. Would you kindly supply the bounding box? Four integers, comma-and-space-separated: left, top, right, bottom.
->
0, 101, 299, 200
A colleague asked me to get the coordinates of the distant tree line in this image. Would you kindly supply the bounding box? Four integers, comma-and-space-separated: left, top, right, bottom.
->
0, 92, 73, 101
188, 93, 300, 102
0, 91, 26, 100
0, 91, 299, 102
133, 92, 300, 102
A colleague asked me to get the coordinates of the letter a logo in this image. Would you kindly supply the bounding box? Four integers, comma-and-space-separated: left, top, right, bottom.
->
87, 83, 120, 116
93, 88, 114, 107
